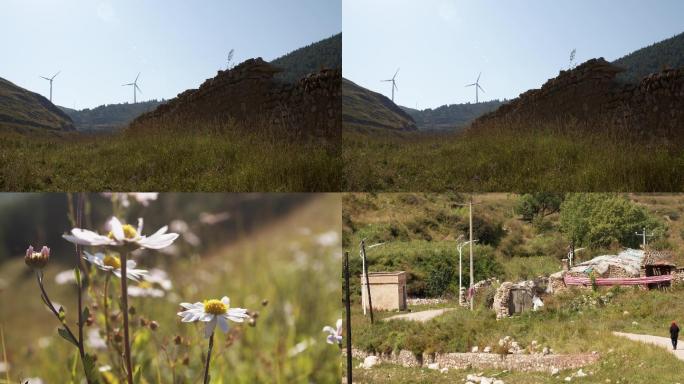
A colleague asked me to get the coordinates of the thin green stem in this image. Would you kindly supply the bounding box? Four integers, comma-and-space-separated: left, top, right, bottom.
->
120, 251, 134, 384
203, 332, 215, 384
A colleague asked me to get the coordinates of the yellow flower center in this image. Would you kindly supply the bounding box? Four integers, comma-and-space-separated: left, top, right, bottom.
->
138, 281, 152, 289
203, 299, 227, 315
108, 224, 138, 240
103, 254, 121, 269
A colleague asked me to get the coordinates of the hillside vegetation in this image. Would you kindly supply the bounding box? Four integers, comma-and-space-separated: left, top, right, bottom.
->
343, 193, 684, 298
60, 100, 164, 132
614, 31, 684, 83
342, 79, 416, 133
271, 33, 342, 83
0, 77, 74, 132
402, 100, 503, 132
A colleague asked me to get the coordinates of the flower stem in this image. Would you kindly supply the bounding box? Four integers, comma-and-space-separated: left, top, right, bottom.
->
120, 251, 134, 384
36, 271, 92, 383
104, 274, 110, 339
203, 331, 215, 384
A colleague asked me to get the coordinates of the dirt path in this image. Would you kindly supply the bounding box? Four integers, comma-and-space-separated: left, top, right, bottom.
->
613, 332, 684, 361
383, 308, 456, 322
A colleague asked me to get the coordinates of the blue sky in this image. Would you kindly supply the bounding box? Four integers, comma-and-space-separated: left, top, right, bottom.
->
343, 0, 684, 109
0, 0, 340, 109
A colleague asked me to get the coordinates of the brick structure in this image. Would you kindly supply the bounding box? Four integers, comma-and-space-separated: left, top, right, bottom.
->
361, 272, 407, 311
641, 249, 677, 289
473, 58, 684, 138
130, 58, 341, 138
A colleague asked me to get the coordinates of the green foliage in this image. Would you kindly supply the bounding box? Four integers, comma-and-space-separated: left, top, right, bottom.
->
515, 193, 563, 222
60, 100, 165, 133
271, 34, 341, 83
559, 193, 666, 248
613, 32, 684, 83
402, 100, 503, 132
456, 216, 504, 247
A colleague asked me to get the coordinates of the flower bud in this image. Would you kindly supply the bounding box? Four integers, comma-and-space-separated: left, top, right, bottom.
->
149, 321, 159, 331
25, 246, 50, 269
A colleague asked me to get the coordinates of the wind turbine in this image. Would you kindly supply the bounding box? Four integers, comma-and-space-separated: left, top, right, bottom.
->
465, 72, 485, 103
122, 72, 142, 103
381, 68, 399, 102
40, 71, 60, 102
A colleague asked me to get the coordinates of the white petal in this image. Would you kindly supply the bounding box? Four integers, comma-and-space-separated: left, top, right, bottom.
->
335, 319, 343, 331
137, 218, 144, 235
200, 313, 214, 322
137, 232, 179, 250
204, 318, 217, 338
109, 217, 125, 241
217, 316, 229, 333
322, 326, 335, 334
179, 303, 195, 310
221, 296, 230, 306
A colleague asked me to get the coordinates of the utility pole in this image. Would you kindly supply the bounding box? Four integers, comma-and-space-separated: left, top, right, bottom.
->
360, 239, 374, 324
457, 238, 477, 306
469, 197, 474, 311
343, 251, 352, 384
635, 227, 653, 248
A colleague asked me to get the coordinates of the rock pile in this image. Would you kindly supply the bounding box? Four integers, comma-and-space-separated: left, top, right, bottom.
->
130, 58, 341, 138
473, 58, 684, 138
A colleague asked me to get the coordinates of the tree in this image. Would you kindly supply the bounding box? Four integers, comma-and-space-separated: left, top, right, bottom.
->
559, 194, 665, 249
515, 193, 563, 222
226, 49, 235, 70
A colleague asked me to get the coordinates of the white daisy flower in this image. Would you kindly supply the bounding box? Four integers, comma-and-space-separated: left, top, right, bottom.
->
128, 284, 165, 298
130, 193, 158, 206
145, 268, 173, 290
323, 319, 343, 345
54, 269, 77, 285
177, 296, 250, 338
63, 217, 178, 250
84, 252, 147, 281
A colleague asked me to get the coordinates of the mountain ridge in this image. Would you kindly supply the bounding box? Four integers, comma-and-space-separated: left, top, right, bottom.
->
0, 77, 74, 133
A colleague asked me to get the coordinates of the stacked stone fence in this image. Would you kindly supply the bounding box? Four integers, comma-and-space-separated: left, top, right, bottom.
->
130, 58, 341, 138
349, 348, 599, 374
473, 58, 684, 138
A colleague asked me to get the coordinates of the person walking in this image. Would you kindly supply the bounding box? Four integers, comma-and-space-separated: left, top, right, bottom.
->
670, 321, 680, 350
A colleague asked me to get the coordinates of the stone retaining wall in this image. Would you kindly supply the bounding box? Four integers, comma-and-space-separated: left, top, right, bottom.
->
350, 348, 599, 373
474, 58, 684, 138
131, 58, 341, 138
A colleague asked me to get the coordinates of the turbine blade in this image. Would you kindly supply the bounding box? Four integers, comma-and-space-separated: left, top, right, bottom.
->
52, 71, 61, 80
393, 68, 399, 79
135, 72, 140, 83
478, 84, 485, 93
477, 72, 481, 82
465, 83, 475, 87
393, 83, 398, 91
40, 76, 51, 80
135, 84, 142, 93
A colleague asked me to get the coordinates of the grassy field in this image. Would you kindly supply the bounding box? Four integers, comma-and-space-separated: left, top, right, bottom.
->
348, 286, 684, 383
0, 123, 340, 191
0, 195, 341, 383
342, 123, 684, 191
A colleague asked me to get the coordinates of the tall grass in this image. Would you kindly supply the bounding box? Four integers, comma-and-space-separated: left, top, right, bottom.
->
0, 196, 341, 383
0, 120, 340, 191
343, 119, 684, 191
348, 286, 684, 383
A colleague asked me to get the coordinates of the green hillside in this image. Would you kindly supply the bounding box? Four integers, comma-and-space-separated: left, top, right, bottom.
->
271, 33, 341, 83
343, 193, 684, 297
0, 77, 74, 133
60, 100, 165, 132
402, 100, 504, 132
342, 78, 417, 133
613, 31, 684, 83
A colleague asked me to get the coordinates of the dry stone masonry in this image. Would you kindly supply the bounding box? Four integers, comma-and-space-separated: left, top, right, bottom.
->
131, 58, 341, 138
474, 58, 684, 138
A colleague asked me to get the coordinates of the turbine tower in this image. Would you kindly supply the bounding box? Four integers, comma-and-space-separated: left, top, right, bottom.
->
122, 72, 142, 103
40, 71, 60, 102
465, 72, 485, 103
381, 68, 399, 102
